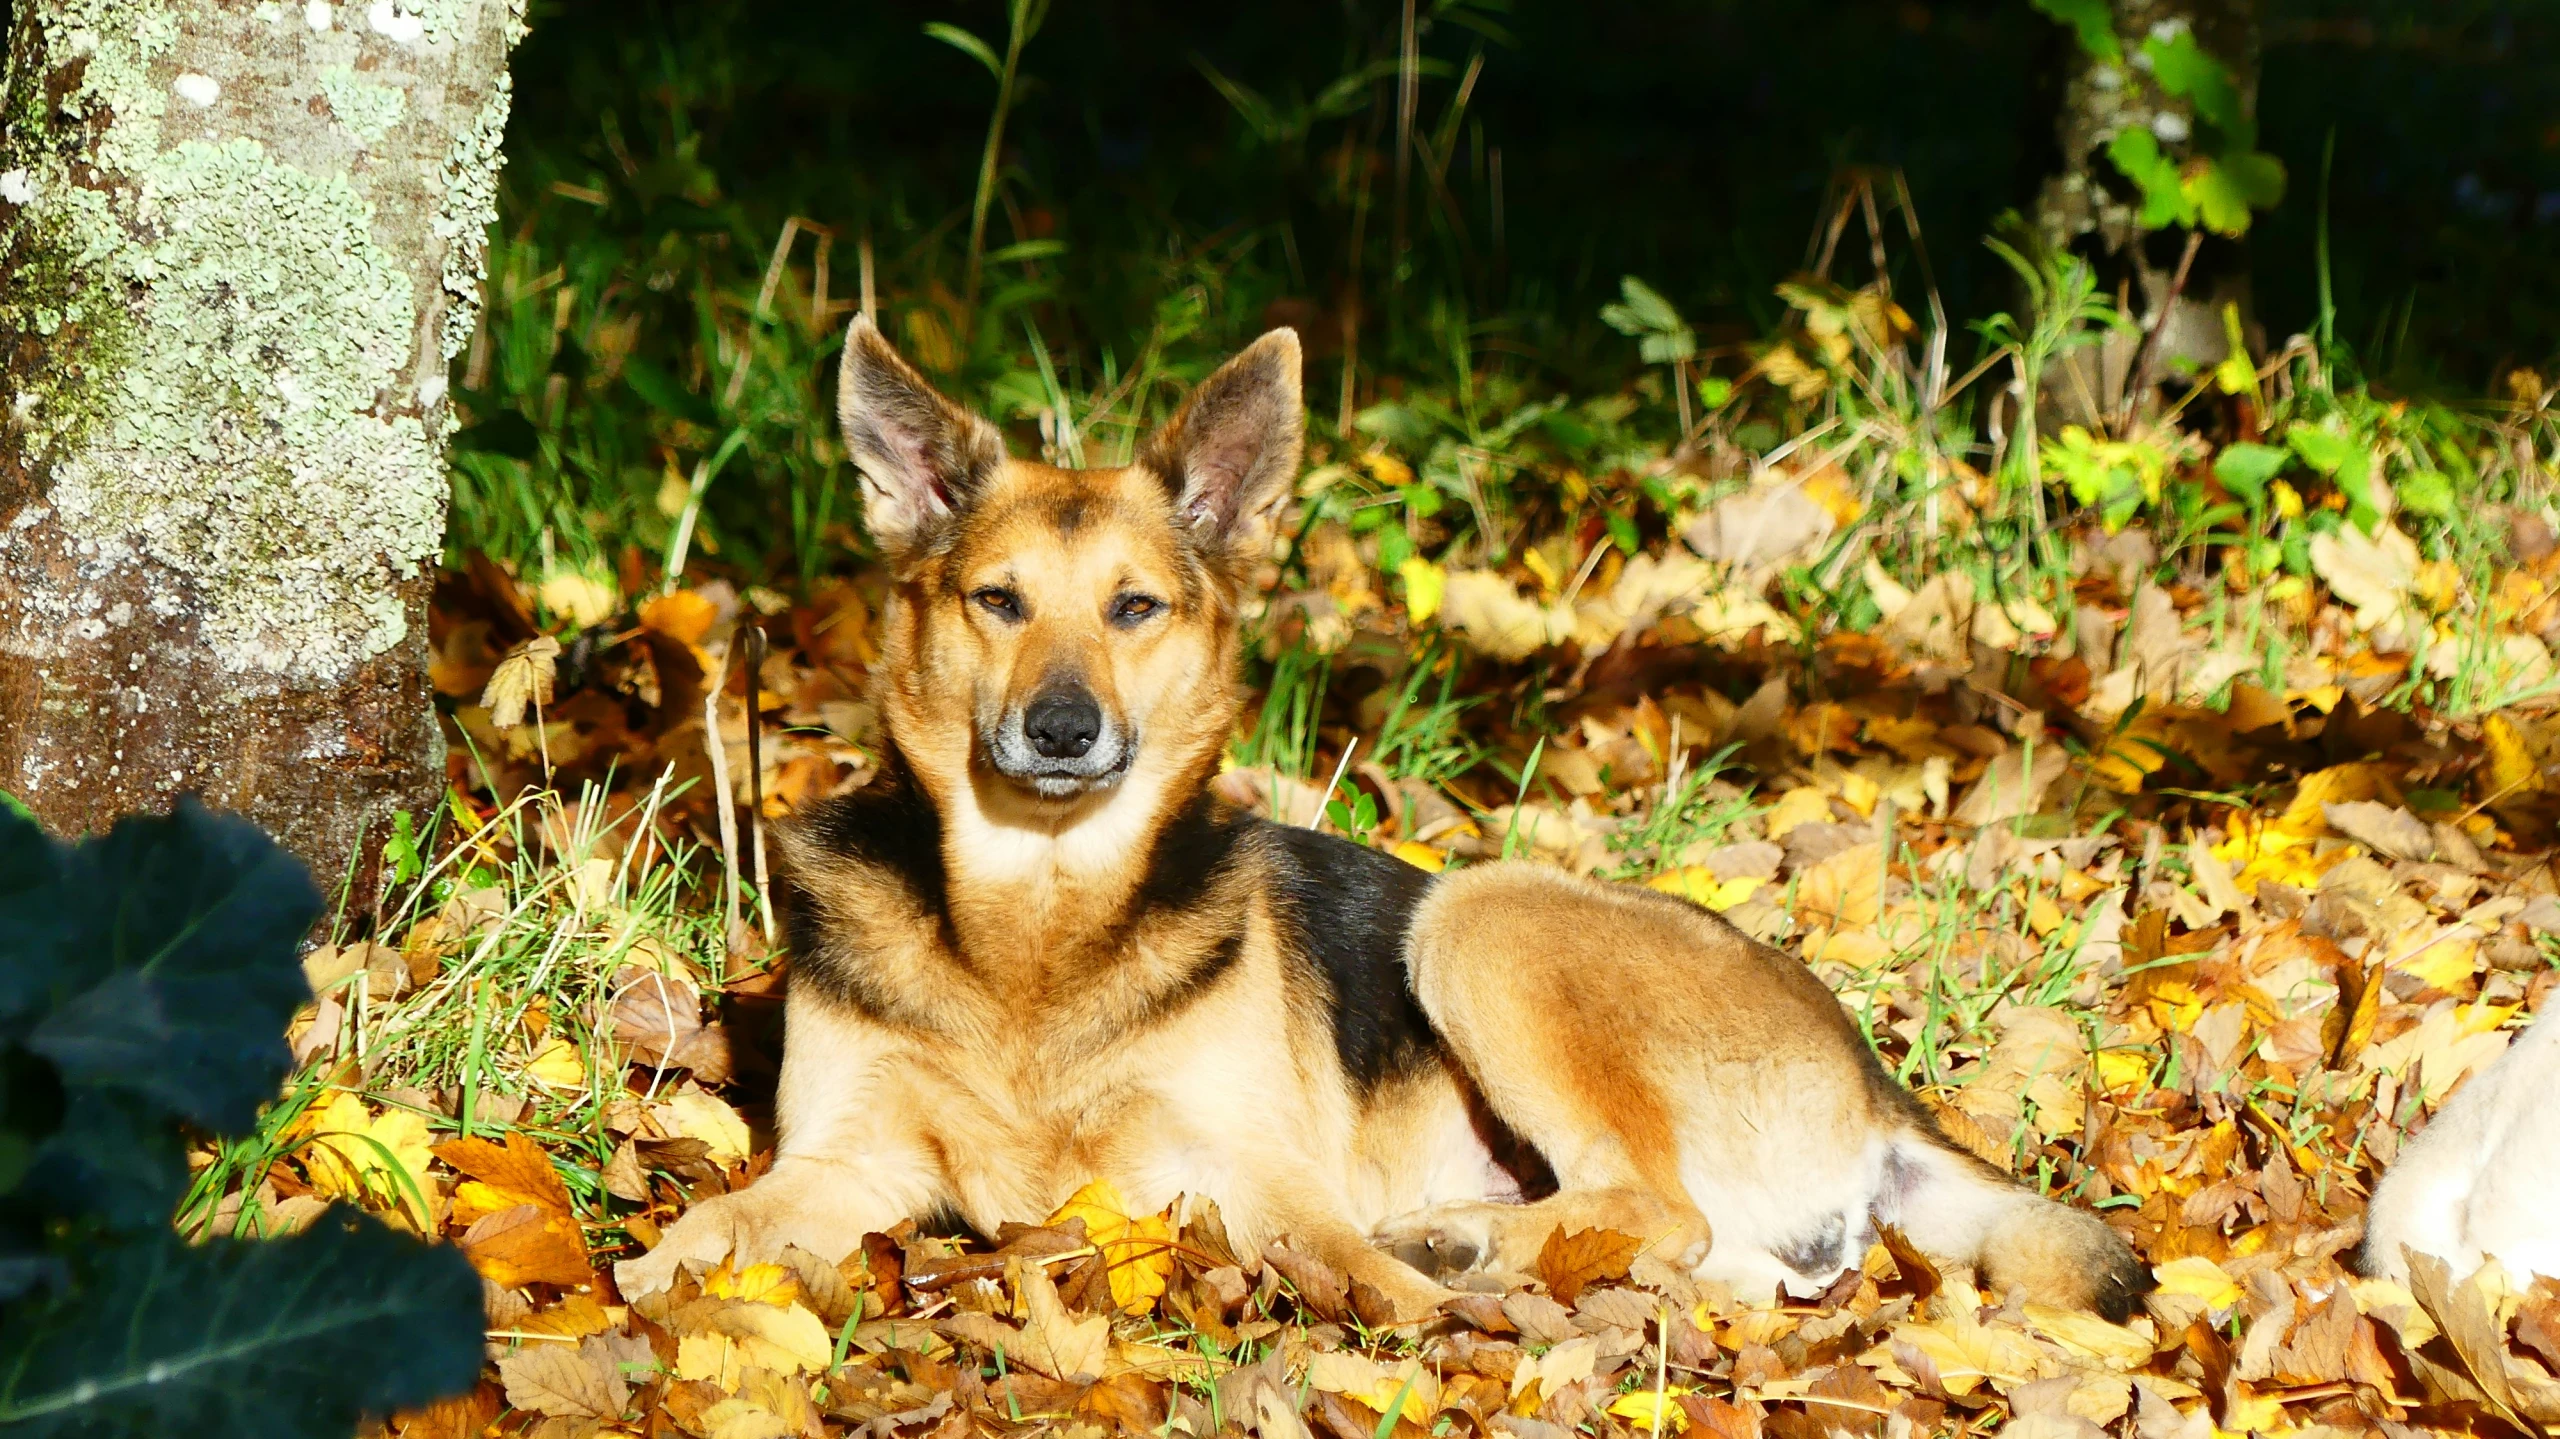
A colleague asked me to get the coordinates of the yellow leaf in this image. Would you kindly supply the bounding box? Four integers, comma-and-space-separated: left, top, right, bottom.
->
2151, 1256, 2242, 1310
1397, 557, 1446, 624
1647, 868, 1762, 911
696, 1299, 831, 1374
2282, 762, 2394, 831
1362, 450, 1415, 488
2093, 1050, 2152, 1096
666, 1091, 753, 1167
2486, 714, 2544, 798
1761, 786, 1835, 838
2026, 895, 2065, 937
302, 1093, 434, 1228
675, 1333, 745, 1388
1390, 841, 1447, 873
1836, 770, 1880, 817
1046, 1179, 1175, 1316
1888, 1311, 2054, 1394
704, 1261, 803, 1308
1608, 1388, 1693, 1432
2397, 936, 2479, 995
2023, 1305, 2157, 1367
526, 1037, 588, 1089
538, 568, 620, 629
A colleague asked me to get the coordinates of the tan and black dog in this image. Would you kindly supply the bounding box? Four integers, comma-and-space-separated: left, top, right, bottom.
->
615, 318, 2148, 1320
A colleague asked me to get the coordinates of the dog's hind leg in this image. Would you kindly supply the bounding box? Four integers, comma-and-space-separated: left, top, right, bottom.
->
1381, 865, 1720, 1284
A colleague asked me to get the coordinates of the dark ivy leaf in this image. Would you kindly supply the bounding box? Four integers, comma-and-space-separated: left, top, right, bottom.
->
24, 798, 320, 1138
0, 807, 65, 1037
0, 1212, 483, 1437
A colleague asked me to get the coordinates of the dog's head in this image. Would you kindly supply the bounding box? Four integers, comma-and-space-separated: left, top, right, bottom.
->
838, 315, 1300, 817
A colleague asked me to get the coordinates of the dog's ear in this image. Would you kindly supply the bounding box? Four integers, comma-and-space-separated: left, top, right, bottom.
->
1144, 328, 1303, 558
837, 314, 1007, 559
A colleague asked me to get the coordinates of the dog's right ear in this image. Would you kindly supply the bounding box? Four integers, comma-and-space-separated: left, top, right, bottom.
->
837, 314, 1007, 559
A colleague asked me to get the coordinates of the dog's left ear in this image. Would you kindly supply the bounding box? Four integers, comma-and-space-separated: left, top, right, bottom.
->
1144, 328, 1302, 556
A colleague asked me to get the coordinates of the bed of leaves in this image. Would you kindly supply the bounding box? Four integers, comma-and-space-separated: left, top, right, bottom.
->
207, 471, 2560, 1439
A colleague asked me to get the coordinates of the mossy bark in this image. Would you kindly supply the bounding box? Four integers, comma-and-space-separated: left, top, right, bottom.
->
0, 0, 522, 893
2032, 0, 2261, 423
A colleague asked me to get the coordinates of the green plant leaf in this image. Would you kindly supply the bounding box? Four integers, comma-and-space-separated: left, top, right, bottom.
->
2396, 469, 2456, 522
986, 238, 1068, 263
1601, 277, 1694, 362
923, 21, 1004, 80
2284, 422, 2356, 476
2212, 442, 2289, 506
2140, 31, 2243, 140
2212, 442, 2284, 497
2106, 128, 2195, 230
0, 1213, 483, 1436
25, 799, 321, 1143
2183, 151, 2285, 237
2031, 0, 2119, 63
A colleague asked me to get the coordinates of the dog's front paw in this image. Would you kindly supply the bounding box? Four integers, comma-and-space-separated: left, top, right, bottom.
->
615, 1189, 764, 1299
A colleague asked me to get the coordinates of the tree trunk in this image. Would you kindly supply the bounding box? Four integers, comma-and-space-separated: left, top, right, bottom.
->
0, 0, 522, 892
2032, 0, 2261, 425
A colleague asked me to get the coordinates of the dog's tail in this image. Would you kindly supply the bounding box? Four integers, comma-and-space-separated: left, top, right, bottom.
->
1877, 1130, 2151, 1321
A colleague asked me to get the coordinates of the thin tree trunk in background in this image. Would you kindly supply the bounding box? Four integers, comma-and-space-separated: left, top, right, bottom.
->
0, 0, 522, 892
2033, 0, 2261, 423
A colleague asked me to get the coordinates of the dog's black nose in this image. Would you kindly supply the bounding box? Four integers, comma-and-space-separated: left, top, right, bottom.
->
1024, 690, 1102, 759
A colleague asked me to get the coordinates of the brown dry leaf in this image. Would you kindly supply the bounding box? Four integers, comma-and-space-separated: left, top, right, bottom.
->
1535, 1226, 1642, 1307
1795, 843, 1885, 930
2323, 800, 2436, 861
458, 1203, 594, 1289
482, 635, 561, 729
496, 1334, 629, 1419
1013, 1259, 1112, 1383
2406, 1252, 2560, 1424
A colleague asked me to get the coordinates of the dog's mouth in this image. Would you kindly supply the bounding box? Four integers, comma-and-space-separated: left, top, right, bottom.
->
984, 732, 1135, 799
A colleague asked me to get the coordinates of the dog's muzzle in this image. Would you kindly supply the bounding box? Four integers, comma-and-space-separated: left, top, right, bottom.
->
987, 684, 1131, 797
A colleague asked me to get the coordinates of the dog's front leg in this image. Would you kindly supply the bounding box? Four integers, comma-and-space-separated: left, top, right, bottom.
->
617, 994, 949, 1298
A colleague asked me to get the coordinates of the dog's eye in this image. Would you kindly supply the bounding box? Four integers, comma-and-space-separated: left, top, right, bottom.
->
972, 587, 1022, 620
1112, 594, 1163, 624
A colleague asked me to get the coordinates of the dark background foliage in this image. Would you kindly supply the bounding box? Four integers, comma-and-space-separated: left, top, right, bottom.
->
504, 0, 2559, 390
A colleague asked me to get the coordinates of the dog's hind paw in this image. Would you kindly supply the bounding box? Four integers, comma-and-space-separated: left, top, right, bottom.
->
1371, 1202, 1515, 1287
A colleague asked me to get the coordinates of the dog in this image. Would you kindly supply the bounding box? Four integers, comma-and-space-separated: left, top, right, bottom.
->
2360, 1011, 2560, 1286
614, 316, 2149, 1321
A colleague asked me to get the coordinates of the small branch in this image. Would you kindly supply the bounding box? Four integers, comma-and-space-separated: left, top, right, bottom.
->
2114, 228, 2204, 433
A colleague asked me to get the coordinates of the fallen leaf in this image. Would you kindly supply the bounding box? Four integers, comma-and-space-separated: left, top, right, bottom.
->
665, 1090, 753, 1167
302, 1092, 435, 1229
497, 1332, 635, 1419
1536, 1226, 1643, 1307
459, 1202, 595, 1289
2324, 800, 2435, 861
483, 635, 562, 729
1013, 1260, 1111, 1382
1048, 1179, 1175, 1315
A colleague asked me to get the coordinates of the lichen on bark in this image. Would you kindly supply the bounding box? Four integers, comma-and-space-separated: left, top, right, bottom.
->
0, 0, 523, 884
